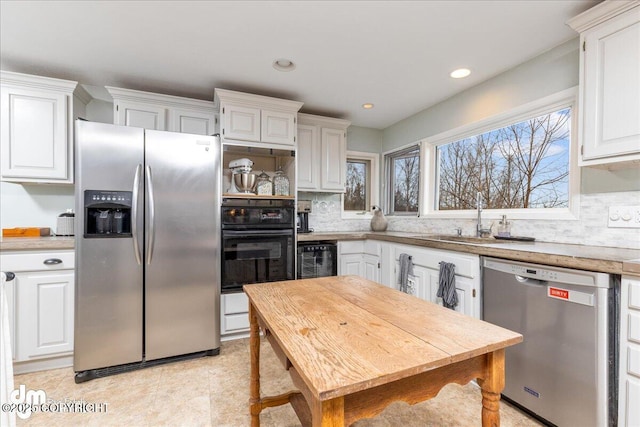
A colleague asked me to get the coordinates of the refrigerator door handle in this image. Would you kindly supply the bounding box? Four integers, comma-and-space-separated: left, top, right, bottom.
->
132, 164, 142, 265
146, 165, 156, 265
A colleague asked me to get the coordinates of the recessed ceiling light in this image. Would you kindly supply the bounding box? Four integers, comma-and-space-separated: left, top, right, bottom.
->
362, 103, 374, 109
273, 58, 296, 72
450, 68, 471, 79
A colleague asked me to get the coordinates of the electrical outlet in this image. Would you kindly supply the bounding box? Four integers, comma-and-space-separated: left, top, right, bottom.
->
608, 205, 640, 228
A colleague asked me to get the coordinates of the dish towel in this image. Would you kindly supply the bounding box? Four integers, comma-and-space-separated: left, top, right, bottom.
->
1, 272, 16, 427
398, 253, 415, 295
437, 262, 458, 309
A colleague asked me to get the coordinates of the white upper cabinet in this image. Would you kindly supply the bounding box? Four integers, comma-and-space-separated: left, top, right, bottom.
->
568, 2, 640, 167
106, 86, 215, 135
215, 88, 303, 146
296, 124, 320, 190
222, 104, 261, 141
297, 113, 350, 192
262, 109, 297, 144
1, 71, 89, 183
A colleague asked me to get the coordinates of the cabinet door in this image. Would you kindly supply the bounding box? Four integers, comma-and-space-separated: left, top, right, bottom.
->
1, 86, 69, 181
320, 127, 346, 191
339, 254, 363, 276
429, 271, 477, 318
115, 100, 167, 130
262, 109, 296, 146
582, 10, 640, 161
362, 254, 380, 282
2, 277, 16, 359
16, 270, 74, 360
220, 293, 249, 336
410, 264, 432, 300
297, 124, 320, 190
221, 104, 260, 142
171, 108, 214, 135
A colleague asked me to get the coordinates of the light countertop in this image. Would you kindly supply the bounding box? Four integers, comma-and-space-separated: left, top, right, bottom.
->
0, 236, 75, 251
299, 231, 640, 276
2, 232, 639, 276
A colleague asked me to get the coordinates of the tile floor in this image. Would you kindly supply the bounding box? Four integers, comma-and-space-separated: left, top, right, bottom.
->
13, 338, 543, 426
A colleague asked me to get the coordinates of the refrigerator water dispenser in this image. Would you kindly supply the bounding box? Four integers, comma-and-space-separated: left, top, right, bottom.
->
84, 190, 132, 237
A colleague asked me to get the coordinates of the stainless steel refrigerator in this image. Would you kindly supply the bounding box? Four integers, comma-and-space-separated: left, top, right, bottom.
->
74, 121, 220, 382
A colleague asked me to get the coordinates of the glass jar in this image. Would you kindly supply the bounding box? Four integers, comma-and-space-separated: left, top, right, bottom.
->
255, 171, 273, 196
273, 167, 290, 196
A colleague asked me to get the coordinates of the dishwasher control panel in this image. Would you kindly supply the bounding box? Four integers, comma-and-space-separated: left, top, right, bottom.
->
483, 258, 610, 288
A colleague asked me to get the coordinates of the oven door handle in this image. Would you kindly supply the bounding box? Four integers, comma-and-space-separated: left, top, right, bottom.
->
222, 229, 293, 237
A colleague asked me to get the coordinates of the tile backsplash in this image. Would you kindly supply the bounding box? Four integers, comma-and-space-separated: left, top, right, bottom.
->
303, 191, 640, 250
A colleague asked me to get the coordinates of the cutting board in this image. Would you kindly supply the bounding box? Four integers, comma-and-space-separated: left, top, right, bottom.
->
2, 227, 51, 237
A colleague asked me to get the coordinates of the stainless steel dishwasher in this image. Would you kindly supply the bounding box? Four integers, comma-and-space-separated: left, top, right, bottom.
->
483, 257, 618, 427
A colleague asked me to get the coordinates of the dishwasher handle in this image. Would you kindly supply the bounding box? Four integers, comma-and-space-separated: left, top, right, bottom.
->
515, 275, 547, 286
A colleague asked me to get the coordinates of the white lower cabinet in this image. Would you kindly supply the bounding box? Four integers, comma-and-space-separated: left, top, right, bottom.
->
17, 271, 74, 359
337, 240, 480, 318
619, 276, 640, 426
0, 250, 75, 373
220, 292, 250, 339
392, 244, 481, 319
338, 241, 380, 282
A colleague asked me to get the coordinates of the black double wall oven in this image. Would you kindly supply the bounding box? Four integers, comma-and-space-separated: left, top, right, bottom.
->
221, 198, 295, 293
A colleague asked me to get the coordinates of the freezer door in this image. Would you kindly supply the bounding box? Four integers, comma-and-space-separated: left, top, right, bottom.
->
144, 130, 220, 360
74, 121, 144, 371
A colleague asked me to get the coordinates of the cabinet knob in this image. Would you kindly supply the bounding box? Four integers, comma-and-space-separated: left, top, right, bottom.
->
2, 272, 15, 281
43, 258, 63, 265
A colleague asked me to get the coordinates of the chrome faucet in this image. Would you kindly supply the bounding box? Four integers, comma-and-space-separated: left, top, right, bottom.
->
476, 192, 492, 237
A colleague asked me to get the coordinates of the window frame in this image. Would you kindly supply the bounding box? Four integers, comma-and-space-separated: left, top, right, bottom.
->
383, 143, 421, 216
422, 87, 580, 220
341, 150, 380, 219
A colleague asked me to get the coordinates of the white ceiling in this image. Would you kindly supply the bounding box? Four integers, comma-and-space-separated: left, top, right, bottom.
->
0, 0, 599, 129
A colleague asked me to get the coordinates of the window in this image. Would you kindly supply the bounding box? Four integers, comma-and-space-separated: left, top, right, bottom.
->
437, 108, 571, 210
423, 87, 579, 219
384, 145, 420, 215
345, 160, 369, 211
342, 151, 379, 217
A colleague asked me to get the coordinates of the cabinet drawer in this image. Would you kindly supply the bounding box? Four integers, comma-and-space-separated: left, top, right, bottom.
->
0, 251, 74, 272
339, 241, 364, 254
629, 345, 640, 378
630, 312, 640, 345
224, 313, 250, 333
393, 245, 479, 279
630, 280, 640, 310
223, 292, 248, 315
363, 241, 381, 257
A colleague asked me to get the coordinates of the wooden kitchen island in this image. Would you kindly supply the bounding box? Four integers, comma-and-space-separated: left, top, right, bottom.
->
244, 276, 523, 427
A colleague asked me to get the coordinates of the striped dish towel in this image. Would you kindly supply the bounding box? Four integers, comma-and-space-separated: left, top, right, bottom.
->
437, 261, 458, 309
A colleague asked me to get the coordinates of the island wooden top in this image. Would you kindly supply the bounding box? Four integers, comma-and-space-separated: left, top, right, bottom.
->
244, 275, 522, 401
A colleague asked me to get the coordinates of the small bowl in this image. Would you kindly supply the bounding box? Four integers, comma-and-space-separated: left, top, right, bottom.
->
234, 173, 256, 193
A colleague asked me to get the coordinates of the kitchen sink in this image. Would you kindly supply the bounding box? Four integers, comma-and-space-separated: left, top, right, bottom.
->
412, 234, 507, 244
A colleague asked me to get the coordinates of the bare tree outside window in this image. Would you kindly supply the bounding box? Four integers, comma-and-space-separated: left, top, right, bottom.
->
437, 108, 570, 210
386, 146, 420, 214
345, 160, 367, 211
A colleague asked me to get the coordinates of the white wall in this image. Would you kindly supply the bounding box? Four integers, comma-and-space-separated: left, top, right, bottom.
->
382, 39, 580, 152
308, 38, 640, 249
347, 126, 382, 153
0, 183, 74, 233
0, 98, 112, 233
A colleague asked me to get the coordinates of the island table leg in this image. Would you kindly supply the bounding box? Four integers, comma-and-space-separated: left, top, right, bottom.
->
477, 349, 505, 427
249, 302, 261, 427
311, 396, 345, 427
